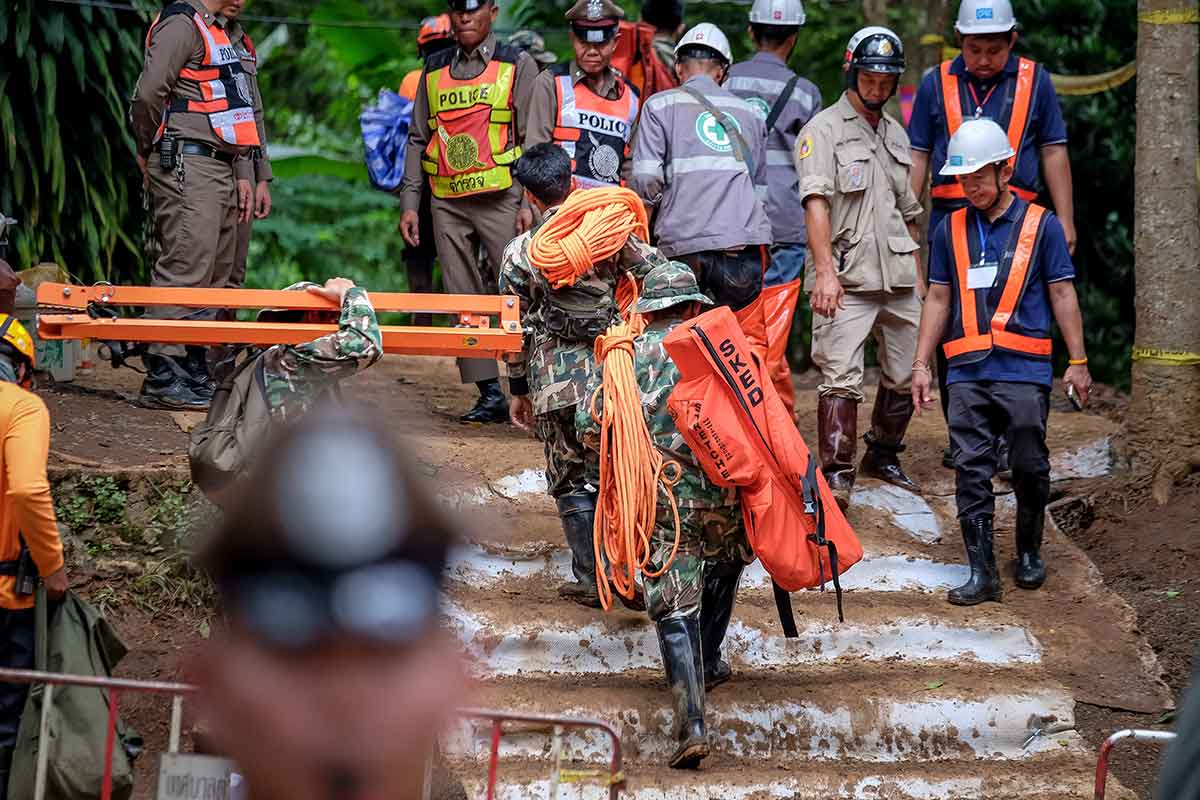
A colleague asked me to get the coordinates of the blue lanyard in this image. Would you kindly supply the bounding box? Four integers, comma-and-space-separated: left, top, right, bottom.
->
974, 211, 989, 266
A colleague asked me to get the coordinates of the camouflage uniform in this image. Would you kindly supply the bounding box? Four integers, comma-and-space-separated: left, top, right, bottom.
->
260, 287, 383, 422
577, 266, 752, 622
499, 212, 670, 499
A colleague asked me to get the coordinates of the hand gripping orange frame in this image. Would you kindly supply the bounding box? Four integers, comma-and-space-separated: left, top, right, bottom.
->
34, 283, 523, 359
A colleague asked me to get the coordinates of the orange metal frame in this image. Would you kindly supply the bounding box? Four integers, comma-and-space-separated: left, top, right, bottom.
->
35, 283, 523, 358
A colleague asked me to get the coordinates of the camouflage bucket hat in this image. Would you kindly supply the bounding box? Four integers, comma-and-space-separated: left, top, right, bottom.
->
634, 262, 713, 314
508, 29, 559, 64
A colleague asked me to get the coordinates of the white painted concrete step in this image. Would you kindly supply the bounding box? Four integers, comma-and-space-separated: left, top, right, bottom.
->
447, 672, 1080, 765
453, 755, 1131, 799
444, 593, 1042, 677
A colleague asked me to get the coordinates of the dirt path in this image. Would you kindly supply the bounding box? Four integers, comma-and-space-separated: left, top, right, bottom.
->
42, 357, 1173, 799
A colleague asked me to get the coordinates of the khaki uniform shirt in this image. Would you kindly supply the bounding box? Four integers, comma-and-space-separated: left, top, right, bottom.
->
227, 20, 272, 183
399, 33, 539, 213
795, 92, 921, 293
129, 0, 253, 181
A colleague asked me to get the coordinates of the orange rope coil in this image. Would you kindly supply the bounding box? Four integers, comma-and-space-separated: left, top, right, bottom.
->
528, 187, 650, 289
590, 299, 681, 612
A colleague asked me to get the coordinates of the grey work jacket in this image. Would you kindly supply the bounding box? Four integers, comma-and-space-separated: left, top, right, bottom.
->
629, 74, 772, 258
727, 53, 822, 246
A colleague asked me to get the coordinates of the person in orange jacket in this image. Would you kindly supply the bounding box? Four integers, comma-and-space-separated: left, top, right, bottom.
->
0, 315, 68, 797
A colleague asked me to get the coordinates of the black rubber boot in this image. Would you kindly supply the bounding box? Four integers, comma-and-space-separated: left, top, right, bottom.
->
461, 378, 509, 423
700, 562, 743, 691
1014, 501, 1047, 590
556, 492, 602, 608
183, 345, 215, 401
139, 354, 209, 410
860, 387, 920, 493
947, 517, 1002, 606
995, 437, 1013, 482
942, 446, 956, 470
656, 616, 708, 770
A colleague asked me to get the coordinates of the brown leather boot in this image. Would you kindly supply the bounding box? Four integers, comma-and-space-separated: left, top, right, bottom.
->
860, 387, 920, 493
818, 395, 858, 510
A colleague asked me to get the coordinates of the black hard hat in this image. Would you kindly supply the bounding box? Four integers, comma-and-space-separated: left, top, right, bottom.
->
844, 25, 905, 76
196, 412, 458, 650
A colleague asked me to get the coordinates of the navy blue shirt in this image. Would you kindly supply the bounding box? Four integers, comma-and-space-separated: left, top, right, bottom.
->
911, 55, 1068, 235
929, 197, 1075, 387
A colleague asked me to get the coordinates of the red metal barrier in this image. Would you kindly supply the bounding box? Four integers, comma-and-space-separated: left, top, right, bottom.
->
0, 669, 626, 800
1094, 728, 1177, 800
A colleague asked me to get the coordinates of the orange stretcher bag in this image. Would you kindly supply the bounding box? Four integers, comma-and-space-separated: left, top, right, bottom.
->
664, 305, 863, 630
733, 280, 802, 418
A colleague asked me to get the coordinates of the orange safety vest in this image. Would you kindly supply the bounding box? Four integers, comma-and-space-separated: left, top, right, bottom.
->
147, 3, 260, 147
549, 66, 639, 189
931, 57, 1038, 204
421, 46, 522, 199
942, 201, 1053, 365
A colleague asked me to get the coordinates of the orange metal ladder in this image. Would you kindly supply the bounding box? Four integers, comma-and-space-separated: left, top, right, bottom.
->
35, 283, 523, 359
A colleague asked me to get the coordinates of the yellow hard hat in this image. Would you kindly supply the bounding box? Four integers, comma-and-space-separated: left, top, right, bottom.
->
0, 314, 35, 369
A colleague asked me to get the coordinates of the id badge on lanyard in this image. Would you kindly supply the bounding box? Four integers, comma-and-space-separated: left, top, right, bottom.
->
967, 214, 999, 290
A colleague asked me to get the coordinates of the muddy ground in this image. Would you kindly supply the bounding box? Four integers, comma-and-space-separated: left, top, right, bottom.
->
37, 358, 1197, 799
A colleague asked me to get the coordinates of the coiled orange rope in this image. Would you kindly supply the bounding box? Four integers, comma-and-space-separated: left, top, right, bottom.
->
528, 187, 650, 289
590, 291, 681, 612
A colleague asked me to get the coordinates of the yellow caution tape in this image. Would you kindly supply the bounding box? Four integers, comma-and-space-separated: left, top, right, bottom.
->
920, 33, 947, 46
1138, 8, 1200, 24
1131, 347, 1200, 366
1051, 60, 1138, 96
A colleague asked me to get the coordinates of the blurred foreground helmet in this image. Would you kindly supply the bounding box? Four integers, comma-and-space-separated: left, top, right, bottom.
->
197, 413, 459, 650
939, 117, 1016, 176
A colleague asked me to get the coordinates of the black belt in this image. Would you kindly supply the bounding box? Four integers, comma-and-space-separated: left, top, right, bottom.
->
0, 561, 18, 577
157, 141, 237, 164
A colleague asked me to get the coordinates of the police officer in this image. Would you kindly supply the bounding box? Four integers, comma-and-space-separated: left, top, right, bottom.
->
131, 0, 260, 410
193, 416, 467, 800
728, 0, 822, 284
507, 30, 560, 71
226, 4, 273, 293
908, 0, 1074, 468
399, 0, 539, 424
577, 262, 752, 771
0, 317, 68, 796
912, 118, 1091, 606
500, 144, 664, 608
630, 23, 773, 312
526, 0, 640, 190
795, 27, 923, 510
399, 16, 456, 327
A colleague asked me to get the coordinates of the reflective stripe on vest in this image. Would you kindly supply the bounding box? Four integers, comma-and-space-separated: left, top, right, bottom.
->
933, 58, 1038, 201
421, 58, 520, 199
943, 203, 1053, 363
148, 8, 260, 147
551, 74, 639, 189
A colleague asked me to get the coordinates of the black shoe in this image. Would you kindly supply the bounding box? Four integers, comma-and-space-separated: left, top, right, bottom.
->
139, 354, 209, 410
183, 346, 215, 401
1014, 504, 1047, 590
700, 562, 742, 691
942, 446, 956, 470
461, 379, 509, 423
947, 517, 1002, 606
556, 492, 601, 608
860, 439, 921, 493
656, 616, 709, 770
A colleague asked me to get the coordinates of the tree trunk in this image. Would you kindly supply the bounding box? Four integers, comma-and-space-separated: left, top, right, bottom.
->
1125, 0, 1200, 502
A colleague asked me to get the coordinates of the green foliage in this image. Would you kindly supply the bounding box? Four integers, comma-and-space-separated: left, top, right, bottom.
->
0, 2, 148, 281
55, 476, 129, 531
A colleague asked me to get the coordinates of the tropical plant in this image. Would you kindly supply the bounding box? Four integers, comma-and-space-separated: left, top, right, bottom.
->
0, 1, 153, 282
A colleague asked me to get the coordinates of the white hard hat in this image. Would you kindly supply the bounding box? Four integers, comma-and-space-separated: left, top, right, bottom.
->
939, 117, 1015, 176
955, 0, 1018, 35
749, 0, 806, 26
675, 23, 733, 64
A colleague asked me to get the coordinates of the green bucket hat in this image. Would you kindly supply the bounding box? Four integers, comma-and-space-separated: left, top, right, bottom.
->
634, 262, 713, 314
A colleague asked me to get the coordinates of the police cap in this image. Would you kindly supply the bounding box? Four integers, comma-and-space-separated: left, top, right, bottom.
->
197, 413, 459, 650
567, 0, 624, 43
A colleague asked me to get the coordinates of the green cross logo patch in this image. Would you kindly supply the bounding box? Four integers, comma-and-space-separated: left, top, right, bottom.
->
748, 97, 771, 120
695, 111, 742, 153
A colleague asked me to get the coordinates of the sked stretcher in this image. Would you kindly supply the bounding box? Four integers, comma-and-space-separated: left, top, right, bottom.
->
34, 283, 523, 359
